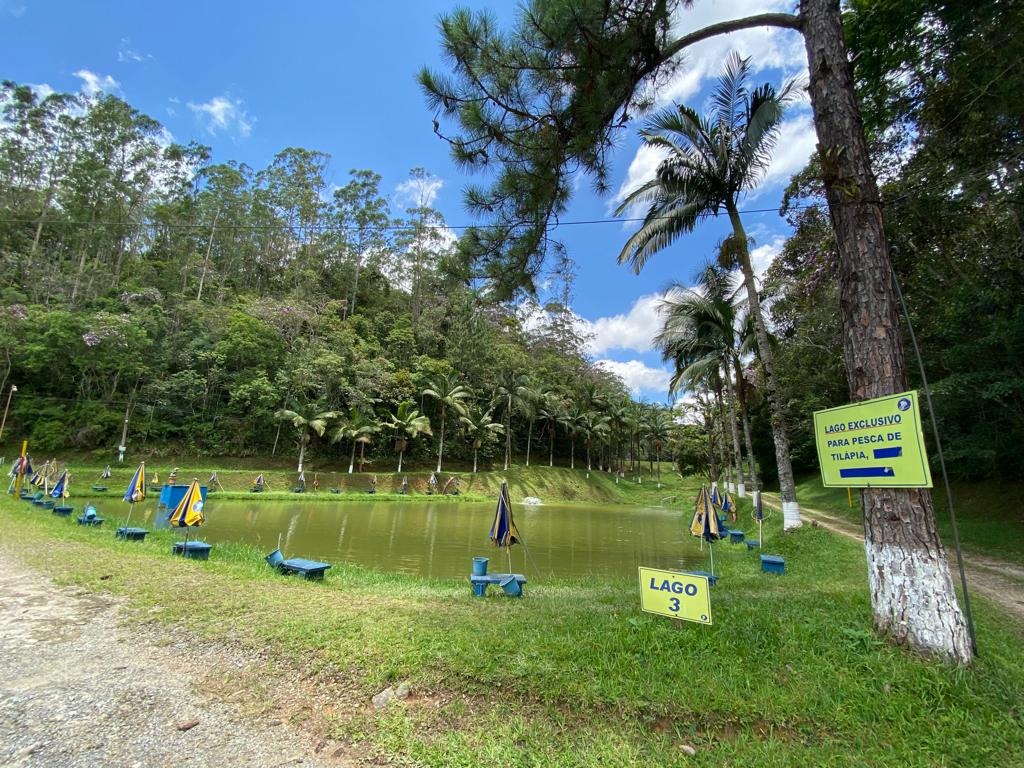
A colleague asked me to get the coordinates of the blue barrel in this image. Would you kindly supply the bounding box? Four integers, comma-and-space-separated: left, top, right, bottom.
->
265, 548, 285, 568
85, 505, 98, 519
472, 557, 489, 577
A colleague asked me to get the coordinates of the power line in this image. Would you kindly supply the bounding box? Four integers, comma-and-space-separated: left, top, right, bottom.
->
0, 203, 807, 233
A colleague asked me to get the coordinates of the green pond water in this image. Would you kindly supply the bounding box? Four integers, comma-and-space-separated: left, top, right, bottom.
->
100, 496, 711, 579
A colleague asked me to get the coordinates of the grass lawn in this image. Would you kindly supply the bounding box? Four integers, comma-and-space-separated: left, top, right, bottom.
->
2, 488, 1022, 767
786, 475, 1024, 562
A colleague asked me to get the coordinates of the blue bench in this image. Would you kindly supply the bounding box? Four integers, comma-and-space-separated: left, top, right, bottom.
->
116, 527, 148, 541
279, 557, 331, 580
746, 539, 761, 551
51, 505, 71, 516
728, 529, 745, 543
684, 570, 719, 587
77, 515, 104, 526
470, 573, 527, 597
172, 541, 213, 560
91, 485, 108, 492
760, 554, 785, 575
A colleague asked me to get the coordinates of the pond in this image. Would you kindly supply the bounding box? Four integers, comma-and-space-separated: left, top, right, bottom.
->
113, 496, 708, 579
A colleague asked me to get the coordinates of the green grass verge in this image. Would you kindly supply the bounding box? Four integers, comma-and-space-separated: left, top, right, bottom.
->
22, 461, 697, 507
2, 492, 1022, 767
787, 475, 1024, 561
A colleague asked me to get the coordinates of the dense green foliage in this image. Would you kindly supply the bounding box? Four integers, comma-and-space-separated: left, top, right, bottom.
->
765, 0, 1024, 481
0, 81, 687, 474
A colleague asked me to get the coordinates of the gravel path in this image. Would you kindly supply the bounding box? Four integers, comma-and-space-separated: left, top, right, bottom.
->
0, 552, 340, 768
760, 493, 1024, 623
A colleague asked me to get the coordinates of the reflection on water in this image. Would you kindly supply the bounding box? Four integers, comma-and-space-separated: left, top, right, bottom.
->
122, 497, 708, 579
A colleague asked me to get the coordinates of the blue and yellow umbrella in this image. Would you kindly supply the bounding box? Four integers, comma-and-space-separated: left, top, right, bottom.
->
489, 480, 523, 572
122, 462, 146, 529
50, 469, 69, 500
168, 478, 205, 528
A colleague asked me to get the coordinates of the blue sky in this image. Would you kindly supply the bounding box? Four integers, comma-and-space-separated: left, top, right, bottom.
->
1, 0, 814, 400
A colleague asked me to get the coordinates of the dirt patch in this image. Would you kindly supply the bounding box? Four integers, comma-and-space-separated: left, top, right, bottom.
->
0, 548, 357, 768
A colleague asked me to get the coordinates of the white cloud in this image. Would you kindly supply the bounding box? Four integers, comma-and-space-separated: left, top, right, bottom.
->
188, 94, 254, 138
613, 0, 809, 210
748, 236, 785, 280
28, 83, 55, 100
594, 359, 673, 397
611, 143, 668, 220
584, 293, 665, 355
395, 176, 443, 208
0, 1, 26, 17
74, 69, 121, 98
660, 0, 807, 108
756, 112, 817, 192
117, 38, 152, 63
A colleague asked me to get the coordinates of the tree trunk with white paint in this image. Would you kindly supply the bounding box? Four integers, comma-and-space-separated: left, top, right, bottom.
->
801, 0, 971, 663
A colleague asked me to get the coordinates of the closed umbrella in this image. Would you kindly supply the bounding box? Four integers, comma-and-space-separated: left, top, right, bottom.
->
168, 478, 205, 556
690, 486, 724, 576
123, 462, 146, 528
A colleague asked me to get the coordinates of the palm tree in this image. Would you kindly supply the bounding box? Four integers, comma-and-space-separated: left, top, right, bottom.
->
274, 405, 339, 473
386, 401, 432, 473
422, 373, 472, 473
644, 407, 674, 489
517, 380, 545, 468
656, 266, 747, 495
616, 53, 801, 529
536, 394, 564, 468
580, 410, 611, 473
459, 406, 504, 472
559, 404, 586, 470
331, 408, 380, 474
493, 371, 529, 470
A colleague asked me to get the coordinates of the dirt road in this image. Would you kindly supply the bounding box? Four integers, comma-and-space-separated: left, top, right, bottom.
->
760, 493, 1024, 623
0, 550, 340, 768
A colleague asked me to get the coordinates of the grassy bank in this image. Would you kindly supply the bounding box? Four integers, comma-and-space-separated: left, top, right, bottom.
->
786, 475, 1024, 561
19, 460, 696, 508
2, 492, 1022, 767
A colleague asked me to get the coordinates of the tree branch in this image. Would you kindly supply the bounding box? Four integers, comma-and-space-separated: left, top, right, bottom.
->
660, 13, 803, 65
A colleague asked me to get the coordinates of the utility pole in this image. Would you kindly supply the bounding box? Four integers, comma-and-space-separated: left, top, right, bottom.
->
0, 384, 16, 442
118, 400, 131, 463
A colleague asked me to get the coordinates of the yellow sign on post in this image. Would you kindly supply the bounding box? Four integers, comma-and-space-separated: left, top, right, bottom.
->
813, 390, 932, 488
638, 567, 712, 625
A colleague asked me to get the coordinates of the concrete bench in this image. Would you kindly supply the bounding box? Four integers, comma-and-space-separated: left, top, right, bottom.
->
728, 529, 745, 543
50, 504, 71, 516
116, 527, 149, 541
77, 515, 103, 526
470, 573, 527, 597
279, 557, 331, 580
172, 541, 213, 561
746, 539, 760, 551
760, 554, 785, 575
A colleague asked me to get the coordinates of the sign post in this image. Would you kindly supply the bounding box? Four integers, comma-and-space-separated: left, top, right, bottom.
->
638, 567, 712, 625
813, 391, 932, 488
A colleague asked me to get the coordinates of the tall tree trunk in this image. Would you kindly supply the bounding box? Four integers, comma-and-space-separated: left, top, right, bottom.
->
359, 442, 366, 472
296, 435, 306, 474
570, 437, 575, 470
549, 426, 554, 467
504, 394, 512, 470
473, 447, 478, 473
436, 408, 446, 473
727, 202, 800, 528
722, 368, 745, 496
197, 209, 220, 302
735, 361, 758, 495
526, 420, 533, 466
349, 442, 356, 474
801, 0, 970, 663
397, 448, 404, 473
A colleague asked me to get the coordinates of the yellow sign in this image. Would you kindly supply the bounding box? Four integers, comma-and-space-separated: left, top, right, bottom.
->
813, 391, 932, 488
638, 567, 712, 625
